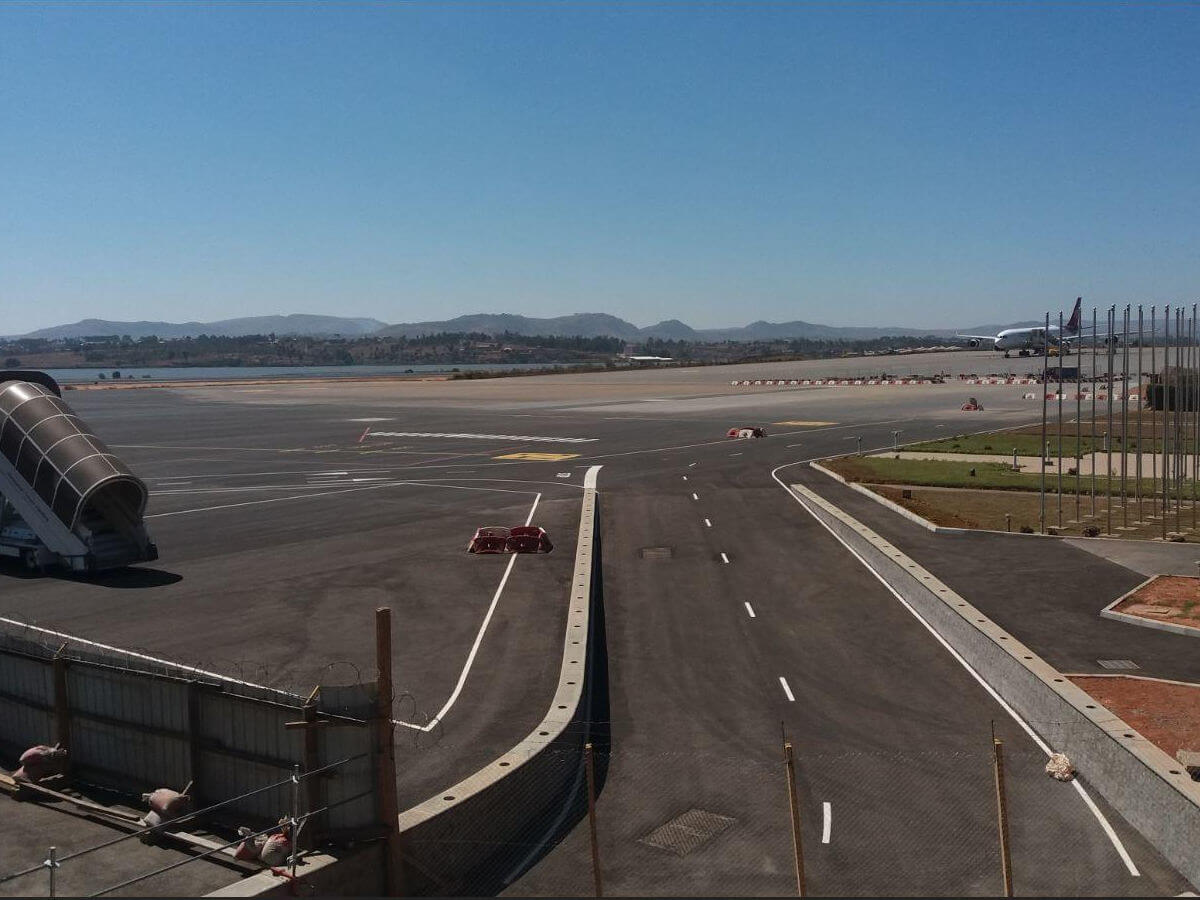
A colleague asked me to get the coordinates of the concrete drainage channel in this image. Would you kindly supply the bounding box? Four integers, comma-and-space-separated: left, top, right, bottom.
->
786, 476, 1200, 889
395, 465, 607, 895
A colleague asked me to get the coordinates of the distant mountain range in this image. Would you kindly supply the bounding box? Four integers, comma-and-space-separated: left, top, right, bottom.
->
15, 315, 388, 340
10, 312, 1039, 343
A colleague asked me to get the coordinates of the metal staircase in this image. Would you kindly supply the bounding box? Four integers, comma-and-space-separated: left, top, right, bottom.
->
0, 372, 157, 572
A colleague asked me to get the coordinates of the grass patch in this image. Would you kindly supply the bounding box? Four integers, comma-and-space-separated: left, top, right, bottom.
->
872, 486, 1200, 540
827, 454, 1196, 498
909, 433, 1104, 457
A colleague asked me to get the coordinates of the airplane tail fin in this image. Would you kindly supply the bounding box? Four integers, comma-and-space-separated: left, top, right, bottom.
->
1065, 297, 1082, 334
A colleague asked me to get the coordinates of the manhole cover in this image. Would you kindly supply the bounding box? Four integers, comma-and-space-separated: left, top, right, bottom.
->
1097, 659, 1139, 670
640, 547, 673, 560
638, 808, 735, 857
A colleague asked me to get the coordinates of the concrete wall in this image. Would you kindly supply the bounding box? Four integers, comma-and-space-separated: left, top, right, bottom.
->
790, 478, 1200, 888
395, 469, 605, 896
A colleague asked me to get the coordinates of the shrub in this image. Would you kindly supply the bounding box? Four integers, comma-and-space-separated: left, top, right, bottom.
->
1019, 525, 1035, 534
1082, 525, 1101, 537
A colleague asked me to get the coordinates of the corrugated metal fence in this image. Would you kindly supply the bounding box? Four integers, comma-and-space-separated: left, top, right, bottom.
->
0, 621, 377, 838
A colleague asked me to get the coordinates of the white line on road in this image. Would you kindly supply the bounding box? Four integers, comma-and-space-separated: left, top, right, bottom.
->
779, 676, 795, 702
720, 552, 730, 564
744, 602, 756, 618
682, 475, 688, 481
769, 462, 1141, 877
786, 443, 804, 449
822, 802, 832, 843
704, 518, 712, 527
688, 462, 697, 467
156, 481, 191, 486
420, 491, 543, 732
691, 492, 699, 500
366, 431, 596, 444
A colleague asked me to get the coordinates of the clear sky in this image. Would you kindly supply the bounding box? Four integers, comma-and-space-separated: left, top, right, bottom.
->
2, 1, 1198, 334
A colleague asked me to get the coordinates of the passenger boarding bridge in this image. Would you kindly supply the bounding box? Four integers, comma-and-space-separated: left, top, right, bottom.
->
0, 371, 157, 572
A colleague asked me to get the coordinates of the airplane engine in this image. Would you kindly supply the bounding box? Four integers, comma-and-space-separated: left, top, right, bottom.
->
966, 338, 982, 348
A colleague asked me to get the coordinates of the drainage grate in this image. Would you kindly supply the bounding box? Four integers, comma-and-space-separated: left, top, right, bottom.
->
640, 546, 674, 560
1097, 659, 1139, 670
638, 808, 735, 857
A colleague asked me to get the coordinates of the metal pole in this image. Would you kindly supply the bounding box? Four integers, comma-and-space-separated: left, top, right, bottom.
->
1107, 307, 1114, 534
1057, 309, 1064, 528
290, 763, 301, 880
1121, 305, 1130, 527
1091, 307, 1098, 517
375, 607, 402, 896
584, 743, 603, 897
1040, 312, 1050, 534
1151, 306, 1158, 516
1076, 314, 1083, 522
1163, 306, 1171, 540
1185, 304, 1195, 528
1178, 308, 1185, 535
993, 739, 1013, 898
784, 740, 807, 897
1137, 305, 1144, 522
46, 846, 58, 899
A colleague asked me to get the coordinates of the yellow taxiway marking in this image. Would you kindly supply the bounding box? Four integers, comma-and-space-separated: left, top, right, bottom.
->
773, 420, 839, 427
493, 452, 581, 461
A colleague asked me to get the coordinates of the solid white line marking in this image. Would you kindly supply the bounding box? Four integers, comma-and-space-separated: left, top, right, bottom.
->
770, 464, 1140, 877
704, 518, 712, 527
691, 492, 699, 500
779, 676, 795, 702
346, 417, 392, 422
422, 491, 542, 732
822, 802, 831, 843
366, 431, 596, 444
744, 602, 756, 618
308, 471, 349, 477
720, 552, 730, 564
786, 443, 804, 449
156, 481, 191, 486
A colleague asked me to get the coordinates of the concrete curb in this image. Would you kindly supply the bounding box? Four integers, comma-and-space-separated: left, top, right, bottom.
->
785, 480, 1200, 889
1101, 576, 1200, 640
394, 465, 605, 895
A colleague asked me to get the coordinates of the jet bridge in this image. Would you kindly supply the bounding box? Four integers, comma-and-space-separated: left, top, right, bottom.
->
0, 372, 157, 572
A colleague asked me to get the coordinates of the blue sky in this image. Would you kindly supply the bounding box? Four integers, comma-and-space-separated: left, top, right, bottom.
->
2, 1, 1198, 334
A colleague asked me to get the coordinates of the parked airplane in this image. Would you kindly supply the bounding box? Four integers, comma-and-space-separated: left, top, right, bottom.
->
957, 298, 1085, 358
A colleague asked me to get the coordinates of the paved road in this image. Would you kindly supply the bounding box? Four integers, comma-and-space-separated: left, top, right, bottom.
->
3, 371, 1194, 895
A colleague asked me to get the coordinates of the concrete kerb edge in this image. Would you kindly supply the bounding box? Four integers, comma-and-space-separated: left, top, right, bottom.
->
1100, 575, 1200, 640
392, 466, 603, 894
787, 481, 1200, 889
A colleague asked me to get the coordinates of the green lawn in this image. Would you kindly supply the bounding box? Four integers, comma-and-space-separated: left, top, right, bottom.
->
910, 430, 1193, 457
908, 433, 1104, 457
828, 454, 1197, 498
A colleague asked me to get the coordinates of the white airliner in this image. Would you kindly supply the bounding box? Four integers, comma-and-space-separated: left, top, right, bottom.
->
957, 298, 1084, 358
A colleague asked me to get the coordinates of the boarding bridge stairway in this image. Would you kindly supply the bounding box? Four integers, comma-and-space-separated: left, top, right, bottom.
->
0, 371, 157, 572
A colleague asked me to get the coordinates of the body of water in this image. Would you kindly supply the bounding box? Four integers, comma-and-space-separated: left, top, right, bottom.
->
32, 362, 603, 384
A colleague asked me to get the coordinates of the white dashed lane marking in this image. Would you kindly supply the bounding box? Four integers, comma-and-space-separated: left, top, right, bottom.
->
744, 602, 756, 618
779, 677, 795, 702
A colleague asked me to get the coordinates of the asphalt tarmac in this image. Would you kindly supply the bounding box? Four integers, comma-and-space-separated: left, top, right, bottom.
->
2, 363, 1195, 895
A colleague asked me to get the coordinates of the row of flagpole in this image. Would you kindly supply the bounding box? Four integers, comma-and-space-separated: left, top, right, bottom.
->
1039, 303, 1200, 537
